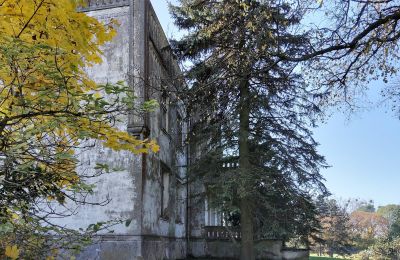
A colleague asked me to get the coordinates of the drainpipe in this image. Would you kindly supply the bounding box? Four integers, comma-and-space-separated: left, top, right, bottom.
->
185, 118, 191, 256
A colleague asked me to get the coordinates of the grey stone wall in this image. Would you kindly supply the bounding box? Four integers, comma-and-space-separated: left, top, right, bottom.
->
53, 1, 189, 259
191, 239, 309, 260
59, 5, 142, 236
281, 249, 309, 260
140, 3, 188, 259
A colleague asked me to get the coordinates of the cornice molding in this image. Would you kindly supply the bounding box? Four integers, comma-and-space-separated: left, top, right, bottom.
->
79, 0, 130, 11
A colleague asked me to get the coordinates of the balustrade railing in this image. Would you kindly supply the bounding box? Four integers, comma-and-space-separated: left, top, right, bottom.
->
204, 226, 241, 240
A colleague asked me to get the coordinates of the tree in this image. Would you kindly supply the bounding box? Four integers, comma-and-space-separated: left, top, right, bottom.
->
351, 205, 400, 259
377, 205, 400, 221
314, 198, 353, 257
357, 201, 376, 213
277, 0, 400, 111
170, 1, 327, 259
377, 205, 400, 240
345, 198, 376, 213
367, 237, 400, 259
0, 0, 158, 258
349, 211, 389, 250
170, 1, 400, 259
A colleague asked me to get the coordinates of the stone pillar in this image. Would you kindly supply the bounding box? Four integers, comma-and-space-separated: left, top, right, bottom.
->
128, 0, 148, 135
128, 1, 149, 259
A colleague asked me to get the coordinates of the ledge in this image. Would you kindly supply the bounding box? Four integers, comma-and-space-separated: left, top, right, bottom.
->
79, 0, 130, 12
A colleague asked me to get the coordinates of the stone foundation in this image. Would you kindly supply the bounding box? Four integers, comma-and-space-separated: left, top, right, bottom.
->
74, 235, 187, 260
188, 238, 309, 260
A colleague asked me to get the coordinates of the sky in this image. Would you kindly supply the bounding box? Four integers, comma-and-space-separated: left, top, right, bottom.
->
150, 0, 400, 207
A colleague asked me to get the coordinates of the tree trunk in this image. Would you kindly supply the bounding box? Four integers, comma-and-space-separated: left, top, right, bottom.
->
240, 197, 254, 260
239, 79, 254, 260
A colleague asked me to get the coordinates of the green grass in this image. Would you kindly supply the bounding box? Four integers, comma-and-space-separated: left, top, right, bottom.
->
310, 256, 349, 260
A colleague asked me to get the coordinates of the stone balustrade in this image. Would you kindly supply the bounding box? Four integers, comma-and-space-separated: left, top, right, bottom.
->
204, 226, 241, 240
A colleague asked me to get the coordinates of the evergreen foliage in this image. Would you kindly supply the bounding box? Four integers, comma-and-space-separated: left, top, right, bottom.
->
170, 1, 328, 258
314, 198, 353, 257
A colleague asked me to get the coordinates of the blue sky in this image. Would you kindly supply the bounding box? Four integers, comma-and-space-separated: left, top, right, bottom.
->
151, 0, 400, 207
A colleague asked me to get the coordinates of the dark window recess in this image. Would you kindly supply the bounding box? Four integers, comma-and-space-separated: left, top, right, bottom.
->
161, 165, 170, 218
176, 182, 185, 224
176, 113, 183, 149
160, 91, 168, 133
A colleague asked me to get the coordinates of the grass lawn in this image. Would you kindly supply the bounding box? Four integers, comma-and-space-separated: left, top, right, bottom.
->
310, 258, 342, 260
310, 254, 349, 260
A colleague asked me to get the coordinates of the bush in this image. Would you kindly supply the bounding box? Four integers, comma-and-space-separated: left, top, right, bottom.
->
350, 238, 400, 260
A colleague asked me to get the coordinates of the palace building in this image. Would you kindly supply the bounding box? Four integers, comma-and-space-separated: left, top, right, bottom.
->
59, 1, 309, 259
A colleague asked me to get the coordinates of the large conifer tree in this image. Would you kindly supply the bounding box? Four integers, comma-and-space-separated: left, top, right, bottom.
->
171, 1, 327, 259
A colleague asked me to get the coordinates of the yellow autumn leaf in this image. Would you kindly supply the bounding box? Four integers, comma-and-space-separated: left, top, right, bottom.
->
151, 143, 160, 153
5, 245, 19, 259
11, 213, 19, 220
0, 0, 160, 232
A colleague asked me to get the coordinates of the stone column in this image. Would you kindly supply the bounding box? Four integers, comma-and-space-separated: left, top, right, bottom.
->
128, 0, 149, 259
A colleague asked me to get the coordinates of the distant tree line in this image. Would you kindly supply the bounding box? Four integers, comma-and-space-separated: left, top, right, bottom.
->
312, 198, 400, 259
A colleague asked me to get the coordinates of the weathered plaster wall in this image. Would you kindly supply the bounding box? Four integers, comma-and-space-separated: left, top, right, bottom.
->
53, 5, 143, 234
85, 7, 130, 83
139, 3, 188, 259
60, 1, 189, 259
281, 249, 309, 260
47, 5, 147, 259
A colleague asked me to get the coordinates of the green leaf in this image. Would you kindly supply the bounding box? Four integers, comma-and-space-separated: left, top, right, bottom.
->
125, 219, 132, 227
94, 163, 110, 173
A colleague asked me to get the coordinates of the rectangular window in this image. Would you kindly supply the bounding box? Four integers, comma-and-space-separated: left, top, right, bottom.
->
161, 164, 170, 218
176, 180, 185, 224
176, 113, 183, 149
160, 90, 168, 133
